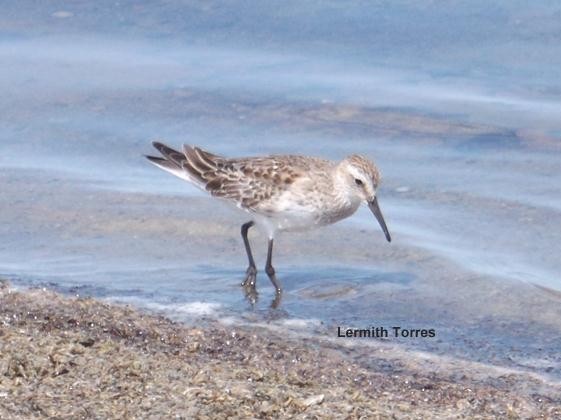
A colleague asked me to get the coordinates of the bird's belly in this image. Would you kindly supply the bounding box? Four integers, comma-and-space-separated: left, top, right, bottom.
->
253, 189, 359, 234
259, 203, 357, 233
271, 211, 319, 232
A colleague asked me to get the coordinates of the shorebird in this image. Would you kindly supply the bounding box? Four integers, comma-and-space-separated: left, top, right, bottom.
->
146, 142, 391, 307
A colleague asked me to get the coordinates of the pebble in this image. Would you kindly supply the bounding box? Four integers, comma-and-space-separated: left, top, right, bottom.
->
302, 394, 325, 407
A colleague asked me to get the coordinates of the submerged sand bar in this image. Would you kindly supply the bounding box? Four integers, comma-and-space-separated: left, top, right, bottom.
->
1, 280, 559, 418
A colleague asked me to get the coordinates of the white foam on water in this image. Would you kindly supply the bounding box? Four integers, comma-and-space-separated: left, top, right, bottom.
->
278, 318, 323, 329
132, 300, 222, 317
169, 301, 222, 316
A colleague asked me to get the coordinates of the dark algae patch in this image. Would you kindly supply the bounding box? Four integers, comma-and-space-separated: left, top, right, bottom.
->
1, 280, 560, 418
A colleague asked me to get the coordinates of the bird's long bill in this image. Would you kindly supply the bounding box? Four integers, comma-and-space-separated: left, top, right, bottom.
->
368, 197, 391, 242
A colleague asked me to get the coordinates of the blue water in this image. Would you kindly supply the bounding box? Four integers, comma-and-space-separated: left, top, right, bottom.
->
1, 1, 561, 382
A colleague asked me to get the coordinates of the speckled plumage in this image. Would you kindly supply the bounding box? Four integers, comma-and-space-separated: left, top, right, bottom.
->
147, 142, 388, 237
146, 141, 391, 305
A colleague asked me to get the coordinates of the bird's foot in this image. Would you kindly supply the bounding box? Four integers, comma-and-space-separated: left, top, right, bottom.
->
243, 284, 258, 306
242, 266, 258, 306
270, 289, 282, 309
241, 266, 257, 288
265, 268, 282, 309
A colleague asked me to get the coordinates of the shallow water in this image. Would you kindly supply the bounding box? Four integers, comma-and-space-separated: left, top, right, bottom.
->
1, 1, 561, 385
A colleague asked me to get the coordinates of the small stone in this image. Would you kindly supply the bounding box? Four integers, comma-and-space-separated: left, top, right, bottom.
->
302, 394, 324, 407
79, 337, 95, 347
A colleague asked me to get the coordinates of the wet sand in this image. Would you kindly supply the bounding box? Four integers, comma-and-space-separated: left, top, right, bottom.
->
1, 280, 559, 418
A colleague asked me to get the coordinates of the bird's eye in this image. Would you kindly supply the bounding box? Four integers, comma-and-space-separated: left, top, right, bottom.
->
354, 178, 363, 186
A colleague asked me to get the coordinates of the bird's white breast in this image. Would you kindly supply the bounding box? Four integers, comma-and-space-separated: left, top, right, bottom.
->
252, 184, 360, 236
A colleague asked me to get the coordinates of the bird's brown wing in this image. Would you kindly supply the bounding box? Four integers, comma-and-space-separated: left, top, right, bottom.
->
204, 156, 311, 210
147, 142, 329, 211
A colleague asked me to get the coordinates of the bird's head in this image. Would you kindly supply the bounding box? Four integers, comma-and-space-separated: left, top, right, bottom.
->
337, 154, 391, 242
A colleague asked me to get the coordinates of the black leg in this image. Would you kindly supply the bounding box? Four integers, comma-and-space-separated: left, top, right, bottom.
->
265, 239, 282, 308
241, 221, 257, 288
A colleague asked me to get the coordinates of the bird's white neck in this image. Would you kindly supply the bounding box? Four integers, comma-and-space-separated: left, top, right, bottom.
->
325, 166, 361, 223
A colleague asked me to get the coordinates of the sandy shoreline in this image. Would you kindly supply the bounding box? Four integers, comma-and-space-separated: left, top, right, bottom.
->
1, 280, 559, 419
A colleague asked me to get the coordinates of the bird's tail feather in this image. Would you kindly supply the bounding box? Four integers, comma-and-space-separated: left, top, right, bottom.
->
146, 141, 222, 189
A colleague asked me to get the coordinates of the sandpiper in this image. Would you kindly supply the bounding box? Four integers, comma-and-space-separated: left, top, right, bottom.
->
146, 142, 391, 306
